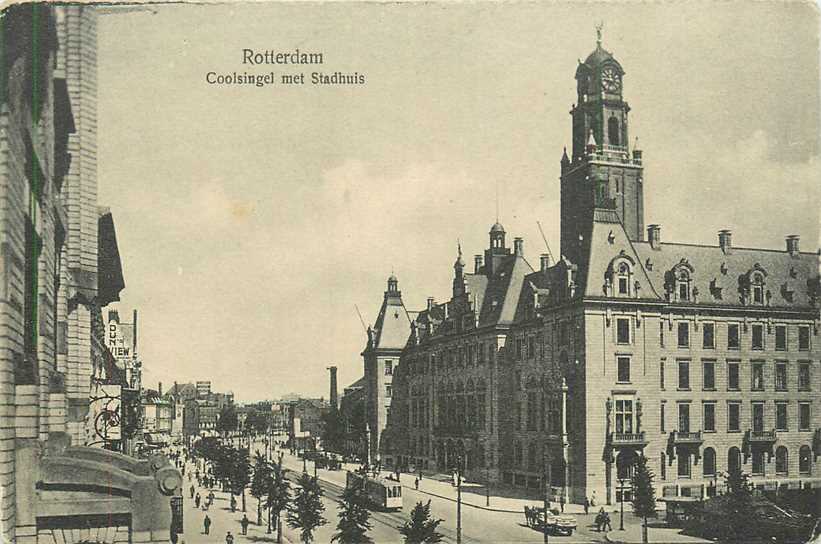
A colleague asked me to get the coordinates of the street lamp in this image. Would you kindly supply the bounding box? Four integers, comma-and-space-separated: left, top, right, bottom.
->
543, 448, 550, 544
617, 477, 628, 531
455, 454, 462, 544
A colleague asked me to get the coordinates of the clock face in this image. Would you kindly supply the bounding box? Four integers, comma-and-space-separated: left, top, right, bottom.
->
601, 67, 621, 92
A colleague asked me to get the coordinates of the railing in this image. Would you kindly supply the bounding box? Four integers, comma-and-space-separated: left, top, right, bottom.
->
671, 430, 703, 444
748, 430, 777, 442
610, 431, 648, 446
589, 144, 641, 166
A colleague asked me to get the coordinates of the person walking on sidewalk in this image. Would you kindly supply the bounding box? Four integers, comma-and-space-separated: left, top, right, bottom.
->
203, 514, 211, 535
190, 485, 195, 499
240, 514, 250, 535
195, 493, 201, 509
603, 511, 613, 532
584, 496, 590, 515
225, 531, 234, 544
560, 494, 566, 513
414, 477, 419, 490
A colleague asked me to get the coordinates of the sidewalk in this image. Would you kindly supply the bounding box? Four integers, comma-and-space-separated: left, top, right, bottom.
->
603, 522, 709, 544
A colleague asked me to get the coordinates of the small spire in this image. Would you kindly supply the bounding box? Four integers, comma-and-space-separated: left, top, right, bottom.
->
633, 136, 640, 150
596, 22, 604, 47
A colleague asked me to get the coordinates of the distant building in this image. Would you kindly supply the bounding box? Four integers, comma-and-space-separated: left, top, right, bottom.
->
288, 398, 330, 451
362, 275, 415, 464
184, 399, 219, 437
340, 377, 367, 459
196, 380, 212, 398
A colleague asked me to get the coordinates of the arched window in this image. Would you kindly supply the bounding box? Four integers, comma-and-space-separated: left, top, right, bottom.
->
800, 445, 812, 474
608, 116, 620, 147
617, 450, 637, 480
776, 446, 789, 475
728, 447, 741, 474
703, 447, 716, 477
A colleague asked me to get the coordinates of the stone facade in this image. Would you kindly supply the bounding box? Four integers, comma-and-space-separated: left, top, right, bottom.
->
382, 36, 821, 507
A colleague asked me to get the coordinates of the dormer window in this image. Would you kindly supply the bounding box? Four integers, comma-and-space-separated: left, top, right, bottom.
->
617, 263, 630, 295
752, 273, 765, 304
677, 270, 691, 301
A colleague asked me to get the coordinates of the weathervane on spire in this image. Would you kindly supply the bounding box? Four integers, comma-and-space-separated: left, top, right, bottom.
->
596, 22, 604, 46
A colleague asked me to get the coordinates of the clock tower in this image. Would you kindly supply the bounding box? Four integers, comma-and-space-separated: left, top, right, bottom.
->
560, 29, 645, 265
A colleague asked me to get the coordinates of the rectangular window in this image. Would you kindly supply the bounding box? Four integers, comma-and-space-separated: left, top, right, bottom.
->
775, 326, 787, 351
678, 360, 690, 390
799, 362, 811, 391
703, 360, 716, 390
678, 453, 691, 478
618, 277, 629, 295
678, 322, 690, 348
660, 401, 666, 433
776, 402, 788, 431
678, 403, 691, 433
799, 402, 811, 431
752, 362, 764, 391
752, 324, 764, 350
617, 356, 631, 383
385, 361, 393, 375
703, 402, 716, 432
616, 318, 631, 344
728, 324, 740, 350
799, 326, 810, 351
728, 361, 740, 390
660, 359, 666, 390
775, 362, 788, 391
614, 399, 634, 434
660, 321, 665, 347
385, 385, 392, 398
703, 323, 715, 349
528, 336, 535, 359
752, 402, 765, 433
728, 402, 741, 432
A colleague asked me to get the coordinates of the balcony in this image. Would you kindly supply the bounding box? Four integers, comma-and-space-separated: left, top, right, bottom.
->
588, 145, 642, 166
671, 430, 703, 446
747, 430, 777, 444
610, 431, 648, 447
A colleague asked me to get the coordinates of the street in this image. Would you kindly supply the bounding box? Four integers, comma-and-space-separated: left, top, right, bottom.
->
176, 440, 619, 543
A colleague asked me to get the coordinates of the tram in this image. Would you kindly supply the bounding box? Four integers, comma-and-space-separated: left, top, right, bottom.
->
345, 471, 403, 511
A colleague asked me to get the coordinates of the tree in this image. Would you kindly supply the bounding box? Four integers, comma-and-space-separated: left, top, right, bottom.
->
332, 485, 373, 544
217, 404, 239, 437
251, 452, 272, 525
287, 472, 327, 543
266, 461, 291, 543
229, 447, 252, 512
398, 500, 444, 544
630, 454, 657, 544
719, 466, 757, 542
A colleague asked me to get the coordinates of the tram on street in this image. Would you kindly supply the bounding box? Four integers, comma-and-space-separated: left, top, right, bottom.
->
346, 470, 403, 511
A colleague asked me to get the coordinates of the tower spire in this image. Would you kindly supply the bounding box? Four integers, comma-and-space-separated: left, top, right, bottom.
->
596, 21, 603, 47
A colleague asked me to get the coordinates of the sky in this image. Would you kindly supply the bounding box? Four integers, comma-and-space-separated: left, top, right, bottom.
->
96, 1, 821, 402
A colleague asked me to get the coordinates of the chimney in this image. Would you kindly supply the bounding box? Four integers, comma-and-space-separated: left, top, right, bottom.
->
427, 297, 435, 311
540, 253, 551, 272
158, 381, 163, 397
474, 255, 483, 273
718, 230, 732, 254
328, 366, 338, 409
648, 224, 661, 250
513, 237, 524, 256
786, 235, 800, 257
132, 309, 138, 355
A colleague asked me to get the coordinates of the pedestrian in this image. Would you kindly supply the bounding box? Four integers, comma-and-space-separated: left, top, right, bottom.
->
195, 493, 201, 509
414, 477, 419, 490
240, 514, 249, 535
596, 507, 605, 532
560, 494, 565, 513
225, 531, 234, 544
203, 514, 211, 535
230, 495, 237, 513
584, 496, 590, 515
604, 512, 613, 532
419, 470, 423, 481
189, 485, 195, 499
591, 490, 597, 507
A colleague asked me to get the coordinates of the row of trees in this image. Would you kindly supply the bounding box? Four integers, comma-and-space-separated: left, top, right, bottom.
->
215, 404, 273, 437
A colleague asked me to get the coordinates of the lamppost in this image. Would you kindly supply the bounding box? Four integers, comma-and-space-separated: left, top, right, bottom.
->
455, 453, 463, 544
543, 447, 551, 544
617, 477, 628, 531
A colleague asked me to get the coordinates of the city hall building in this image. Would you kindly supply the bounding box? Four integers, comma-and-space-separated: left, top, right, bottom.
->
381, 36, 821, 505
